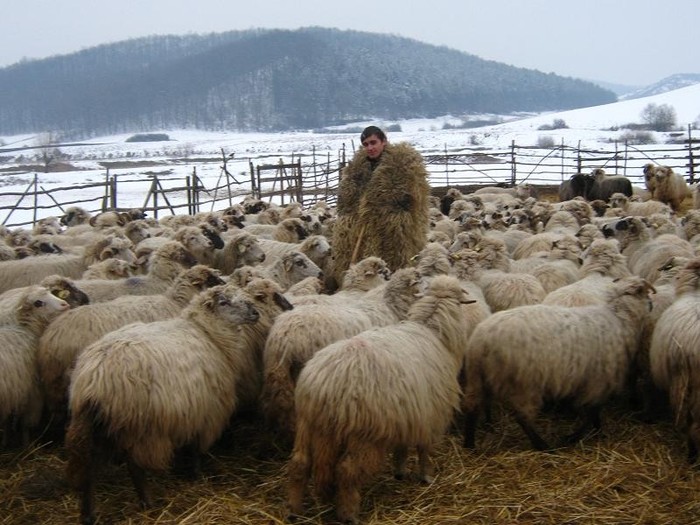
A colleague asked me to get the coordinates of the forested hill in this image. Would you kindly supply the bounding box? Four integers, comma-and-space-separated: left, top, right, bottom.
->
0, 27, 616, 138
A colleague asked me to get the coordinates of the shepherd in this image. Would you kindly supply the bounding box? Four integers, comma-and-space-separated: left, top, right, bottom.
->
331, 125, 431, 288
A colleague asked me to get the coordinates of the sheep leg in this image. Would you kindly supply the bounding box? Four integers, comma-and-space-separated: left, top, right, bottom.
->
335, 439, 384, 525
126, 459, 152, 509
416, 444, 435, 484
561, 405, 602, 446
463, 409, 478, 449
513, 412, 551, 451
687, 419, 700, 464
392, 445, 409, 480
287, 428, 313, 519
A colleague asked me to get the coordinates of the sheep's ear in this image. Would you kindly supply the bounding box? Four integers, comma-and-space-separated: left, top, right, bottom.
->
273, 292, 294, 311
99, 247, 116, 261
284, 257, 295, 272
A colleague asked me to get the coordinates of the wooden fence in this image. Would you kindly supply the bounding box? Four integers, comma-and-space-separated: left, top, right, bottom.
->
1, 134, 698, 229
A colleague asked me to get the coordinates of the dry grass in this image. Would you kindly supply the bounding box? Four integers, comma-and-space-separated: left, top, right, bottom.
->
2, 402, 700, 525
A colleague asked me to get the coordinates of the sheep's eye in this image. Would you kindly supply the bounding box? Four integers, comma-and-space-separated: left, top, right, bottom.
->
34, 300, 44, 308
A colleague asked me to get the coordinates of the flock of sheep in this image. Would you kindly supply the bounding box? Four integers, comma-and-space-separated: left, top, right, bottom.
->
1, 160, 700, 524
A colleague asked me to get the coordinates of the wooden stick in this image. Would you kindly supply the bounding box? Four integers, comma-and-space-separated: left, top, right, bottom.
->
350, 223, 366, 264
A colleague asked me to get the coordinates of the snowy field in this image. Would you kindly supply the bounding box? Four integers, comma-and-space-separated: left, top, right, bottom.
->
1, 83, 698, 227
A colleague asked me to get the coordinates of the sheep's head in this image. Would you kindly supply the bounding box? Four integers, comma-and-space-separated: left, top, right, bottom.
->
39, 275, 90, 307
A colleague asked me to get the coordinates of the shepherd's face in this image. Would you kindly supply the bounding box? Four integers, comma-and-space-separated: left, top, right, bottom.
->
362, 135, 386, 160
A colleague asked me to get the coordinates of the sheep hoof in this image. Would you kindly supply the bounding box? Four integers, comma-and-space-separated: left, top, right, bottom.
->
420, 474, 435, 485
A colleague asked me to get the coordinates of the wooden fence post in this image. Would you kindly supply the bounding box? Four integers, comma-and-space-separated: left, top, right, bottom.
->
32, 173, 38, 225
510, 140, 516, 185
110, 175, 117, 210
689, 124, 696, 183
249, 161, 257, 199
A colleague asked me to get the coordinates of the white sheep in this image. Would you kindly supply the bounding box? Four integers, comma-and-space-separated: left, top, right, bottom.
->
648, 258, 700, 462
243, 217, 308, 242
81, 258, 135, 280
626, 232, 694, 283
258, 251, 323, 292
37, 265, 226, 422
258, 234, 331, 270
451, 244, 546, 313
0, 286, 70, 446
0, 274, 90, 325
543, 238, 631, 307
289, 256, 391, 307
0, 234, 136, 294
287, 275, 475, 524
261, 267, 422, 437
64, 284, 262, 524
462, 275, 654, 451
198, 230, 266, 275
608, 192, 673, 218
69, 240, 197, 303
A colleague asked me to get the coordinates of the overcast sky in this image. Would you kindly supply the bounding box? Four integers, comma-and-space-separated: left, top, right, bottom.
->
2, 0, 697, 86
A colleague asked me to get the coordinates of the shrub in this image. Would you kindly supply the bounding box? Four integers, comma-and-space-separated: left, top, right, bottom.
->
538, 118, 568, 131
617, 130, 656, 145
125, 133, 171, 143
536, 135, 556, 148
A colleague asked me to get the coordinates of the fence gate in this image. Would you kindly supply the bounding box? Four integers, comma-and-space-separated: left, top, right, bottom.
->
251, 159, 303, 205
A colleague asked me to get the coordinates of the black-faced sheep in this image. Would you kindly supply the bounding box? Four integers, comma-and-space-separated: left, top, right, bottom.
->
65, 285, 261, 524
463, 276, 654, 451
0, 286, 70, 446
287, 275, 475, 524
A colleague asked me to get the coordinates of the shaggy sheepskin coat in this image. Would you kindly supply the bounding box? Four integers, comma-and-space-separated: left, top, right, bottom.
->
332, 143, 430, 282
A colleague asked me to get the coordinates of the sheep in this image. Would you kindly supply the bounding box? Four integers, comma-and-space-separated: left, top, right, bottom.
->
258, 234, 331, 270
608, 192, 673, 218
634, 255, 691, 418
651, 165, 691, 212
134, 224, 221, 266
648, 258, 700, 463
0, 274, 89, 325
289, 256, 391, 307
81, 258, 135, 280
451, 247, 546, 312
558, 173, 594, 201
0, 234, 136, 294
462, 276, 654, 451
258, 251, 323, 292
681, 209, 700, 245
286, 275, 475, 524
88, 208, 147, 229
64, 285, 262, 524
37, 265, 226, 423
601, 216, 652, 259
243, 217, 308, 242
643, 163, 658, 196
60, 206, 93, 228
0, 286, 70, 446
70, 240, 197, 303
626, 233, 694, 283
586, 168, 633, 202
198, 230, 266, 275
543, 238, 631, 307
261, 267, 423, 438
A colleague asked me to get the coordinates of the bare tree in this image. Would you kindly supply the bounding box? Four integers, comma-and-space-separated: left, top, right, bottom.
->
640, 103, 677, 132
